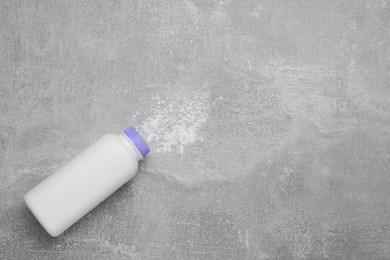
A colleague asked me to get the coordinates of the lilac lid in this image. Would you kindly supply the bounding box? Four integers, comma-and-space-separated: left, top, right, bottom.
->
122, 127, 150, 158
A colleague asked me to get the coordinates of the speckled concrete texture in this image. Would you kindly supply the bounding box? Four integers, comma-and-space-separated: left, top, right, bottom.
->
1, 0, 390, 259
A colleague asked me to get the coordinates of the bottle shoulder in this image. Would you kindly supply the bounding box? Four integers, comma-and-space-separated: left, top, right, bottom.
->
100, 133, 118, 140
98, 134, 125, 146
98, 134, 142, 162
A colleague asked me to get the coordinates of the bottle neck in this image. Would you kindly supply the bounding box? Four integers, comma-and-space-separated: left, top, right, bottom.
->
119, 134, 143, 161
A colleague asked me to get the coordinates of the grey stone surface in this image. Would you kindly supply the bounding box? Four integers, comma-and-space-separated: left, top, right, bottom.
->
1, 0, 390, 259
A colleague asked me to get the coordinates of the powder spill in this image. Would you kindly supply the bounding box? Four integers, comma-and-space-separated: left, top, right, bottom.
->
136, 62, 356, 187
138, 85, 210, 154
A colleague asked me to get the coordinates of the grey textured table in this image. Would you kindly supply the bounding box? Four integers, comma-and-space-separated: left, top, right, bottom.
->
1, 1, 390, 259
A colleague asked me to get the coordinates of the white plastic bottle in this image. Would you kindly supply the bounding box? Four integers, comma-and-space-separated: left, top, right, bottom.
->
24, 127, 150, 237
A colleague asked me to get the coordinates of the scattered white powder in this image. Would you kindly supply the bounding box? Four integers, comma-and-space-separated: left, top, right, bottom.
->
139, 86, 210, 154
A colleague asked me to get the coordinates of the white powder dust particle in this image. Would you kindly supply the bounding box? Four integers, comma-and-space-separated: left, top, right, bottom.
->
139, 86, 210, 154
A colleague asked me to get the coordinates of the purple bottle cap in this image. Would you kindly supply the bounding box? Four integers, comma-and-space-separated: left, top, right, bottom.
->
122, 127, 150, 158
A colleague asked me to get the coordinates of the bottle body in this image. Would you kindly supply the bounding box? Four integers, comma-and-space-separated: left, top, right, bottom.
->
25, 132, 146, 237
